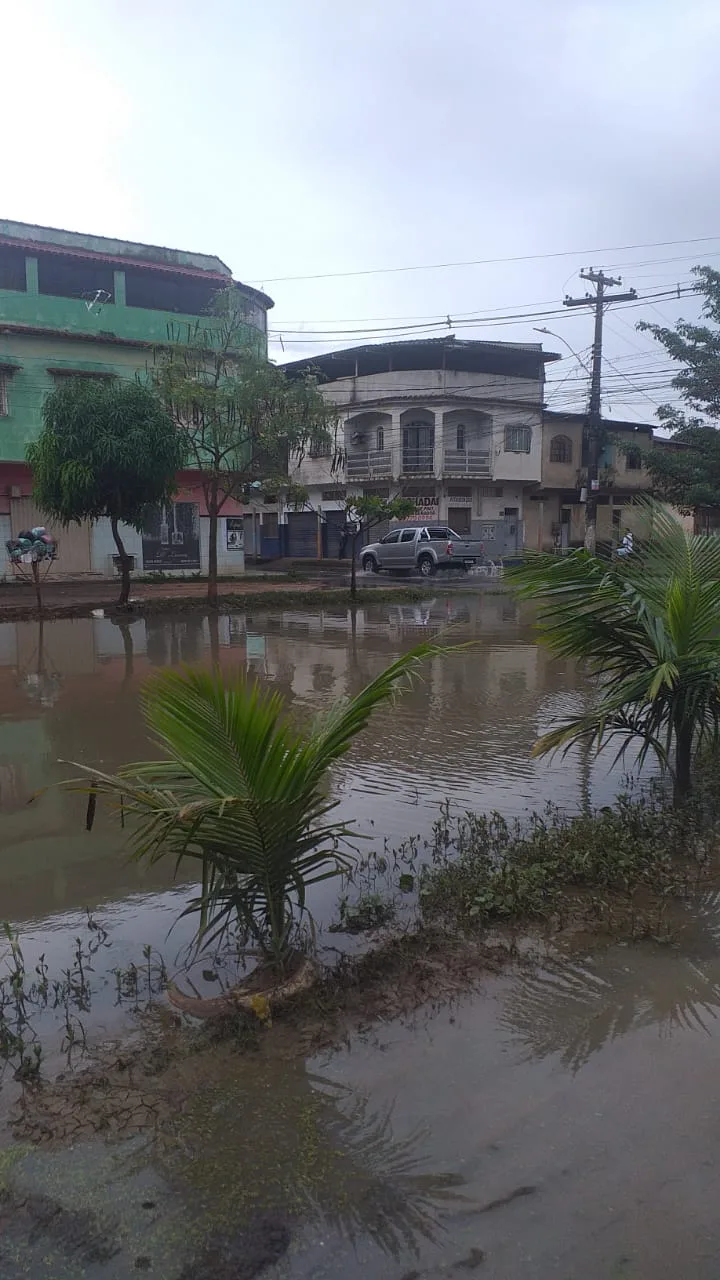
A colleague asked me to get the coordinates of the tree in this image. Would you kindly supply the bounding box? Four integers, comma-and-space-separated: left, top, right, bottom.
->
641, 417, 720, 524
28, 378, 183, 607
68, 642, 441, 977
153, 291, 336, 605
640, 267, 720, 521
345, 494, 417, 596
509, 502, 720, 802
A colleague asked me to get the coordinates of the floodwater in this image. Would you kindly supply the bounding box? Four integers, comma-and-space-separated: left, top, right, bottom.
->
4, 931, 720, 1278
4, 594, 720, 1277
0, 592, 617, 941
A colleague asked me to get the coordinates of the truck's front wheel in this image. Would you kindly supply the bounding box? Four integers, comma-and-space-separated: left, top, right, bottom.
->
417, 554, 436, 577
362, 554, 379, 573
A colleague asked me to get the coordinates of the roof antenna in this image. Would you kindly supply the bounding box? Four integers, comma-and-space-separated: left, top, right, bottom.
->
83, 289, 111, 314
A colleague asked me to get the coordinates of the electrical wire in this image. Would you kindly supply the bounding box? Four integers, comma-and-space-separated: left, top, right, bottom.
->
249, 233, 720, 286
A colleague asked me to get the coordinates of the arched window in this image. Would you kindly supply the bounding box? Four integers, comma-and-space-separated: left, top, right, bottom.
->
504, 425, 532, 454
550, 434, 572, 464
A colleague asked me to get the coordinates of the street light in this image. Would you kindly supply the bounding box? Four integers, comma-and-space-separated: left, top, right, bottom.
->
534, 326, 591, 375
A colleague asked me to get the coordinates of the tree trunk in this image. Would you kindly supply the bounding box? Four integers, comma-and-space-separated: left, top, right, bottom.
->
674, 722, 693, 803
208, 488, 219, 608
110, 516, 132, 607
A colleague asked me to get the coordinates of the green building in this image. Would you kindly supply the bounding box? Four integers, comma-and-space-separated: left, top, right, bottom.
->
0, 219, 273, 575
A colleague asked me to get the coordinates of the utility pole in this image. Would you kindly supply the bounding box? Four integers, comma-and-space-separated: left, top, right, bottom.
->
564, 269, 637, 552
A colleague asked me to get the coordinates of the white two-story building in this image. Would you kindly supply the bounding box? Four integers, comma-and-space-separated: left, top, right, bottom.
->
283, 337, 560, 558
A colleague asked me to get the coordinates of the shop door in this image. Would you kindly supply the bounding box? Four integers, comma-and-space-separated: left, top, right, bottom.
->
287, 511, 319, 558
448, 506, 472, 536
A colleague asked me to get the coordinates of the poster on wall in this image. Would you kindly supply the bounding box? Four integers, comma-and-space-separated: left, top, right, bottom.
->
226, 518, 244, 551
142, 502, 200, 571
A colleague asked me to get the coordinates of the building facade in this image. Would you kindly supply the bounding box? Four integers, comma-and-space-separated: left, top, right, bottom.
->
526, 409, 654, 551
283, 337, 560, 559
0, 219, 273, 577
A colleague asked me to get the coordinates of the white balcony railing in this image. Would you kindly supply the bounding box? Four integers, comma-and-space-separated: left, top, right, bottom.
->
346, 450, 392, 480
443, 448, 491, 477
401, 448, 435, 475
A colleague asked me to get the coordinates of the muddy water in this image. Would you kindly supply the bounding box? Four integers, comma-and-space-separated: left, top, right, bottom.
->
4, 932, 720, 1277
1, 596, 720, 1276
0, 593, 617, 937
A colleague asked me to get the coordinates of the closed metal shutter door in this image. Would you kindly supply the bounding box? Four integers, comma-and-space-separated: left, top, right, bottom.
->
287, 511, 318, 558
362, 519, 390, 546
324, 510, 345, 557
11, 498, 92, 573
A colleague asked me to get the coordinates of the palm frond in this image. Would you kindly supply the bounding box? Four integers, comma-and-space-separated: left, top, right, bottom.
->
63, 641, 447, 961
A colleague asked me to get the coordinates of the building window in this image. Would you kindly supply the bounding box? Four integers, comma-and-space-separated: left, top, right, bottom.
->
376, 426, 385, 452
37, 252, 115, 303
0, 374, 7, 416
456, 424, 465, 451
504, 425, 532, 453
625, 448, 642, 470
308, 438, 332, 458
549, 434, 572, 464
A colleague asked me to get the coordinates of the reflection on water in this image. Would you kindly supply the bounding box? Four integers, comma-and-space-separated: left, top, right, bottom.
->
501, 940, 720, 1072
161, 1055, 460, 1259
0, 595, 623, 936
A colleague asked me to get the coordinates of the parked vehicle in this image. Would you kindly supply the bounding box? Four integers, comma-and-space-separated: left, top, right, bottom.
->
361, 526, 483, 577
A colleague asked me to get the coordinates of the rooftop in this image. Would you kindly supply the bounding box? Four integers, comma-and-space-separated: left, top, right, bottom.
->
283, 336, 561, 383
0, 218, 231, 278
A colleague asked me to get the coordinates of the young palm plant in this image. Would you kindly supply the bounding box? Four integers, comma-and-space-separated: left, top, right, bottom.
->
509, 501, 720, 801
71, 642, 443, 975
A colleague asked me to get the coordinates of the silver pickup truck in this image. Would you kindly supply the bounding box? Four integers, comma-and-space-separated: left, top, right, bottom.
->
361, 525, 483, 577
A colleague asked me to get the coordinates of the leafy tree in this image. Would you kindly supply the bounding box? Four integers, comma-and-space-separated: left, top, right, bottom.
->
28, 378, 183, 606
640, 267, 720, 520
69, 642, 441, 974
509, 502, 720, 802
345, 494, 417, 596
153, 290, 336, 604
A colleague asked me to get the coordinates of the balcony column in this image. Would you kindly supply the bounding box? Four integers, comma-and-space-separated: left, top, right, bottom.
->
390, 408, 403, 482
433, 411, 444, 480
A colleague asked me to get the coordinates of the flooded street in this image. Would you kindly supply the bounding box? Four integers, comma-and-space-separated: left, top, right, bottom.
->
4, 933, 720, 1278
2, 593, 720, 1278
0, 592, 617, 940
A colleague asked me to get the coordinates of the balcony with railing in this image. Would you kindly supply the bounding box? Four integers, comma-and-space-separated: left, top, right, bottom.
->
346, 449, 392, 480
401, 447, 435, 476
443, 448, 491, 477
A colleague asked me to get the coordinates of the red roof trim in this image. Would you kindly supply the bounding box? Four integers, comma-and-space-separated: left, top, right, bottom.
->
0, 235, 229, 281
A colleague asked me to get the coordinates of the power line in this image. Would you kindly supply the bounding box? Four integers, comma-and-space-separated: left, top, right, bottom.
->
251, 233, 720, 286
270, 284, 698, 346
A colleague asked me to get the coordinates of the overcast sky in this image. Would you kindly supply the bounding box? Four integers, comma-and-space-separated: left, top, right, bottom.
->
3, 0, 718, 422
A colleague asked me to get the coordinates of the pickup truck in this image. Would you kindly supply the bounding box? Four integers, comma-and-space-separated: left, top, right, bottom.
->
361, 525, 483, 577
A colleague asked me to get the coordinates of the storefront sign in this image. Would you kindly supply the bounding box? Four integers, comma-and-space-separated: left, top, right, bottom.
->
142, 502, 200, 571
413, 495, 439, 518
226, 518, 244, 551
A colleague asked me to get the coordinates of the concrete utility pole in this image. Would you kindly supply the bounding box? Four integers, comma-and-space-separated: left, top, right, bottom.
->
564, 269, 637, 552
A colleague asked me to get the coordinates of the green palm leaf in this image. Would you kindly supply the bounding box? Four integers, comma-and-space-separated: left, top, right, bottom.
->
509, 497, 720, 800
64, 640, 447, 967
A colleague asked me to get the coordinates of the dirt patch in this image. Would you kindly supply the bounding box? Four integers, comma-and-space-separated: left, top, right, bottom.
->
7, 929, 515, 1147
